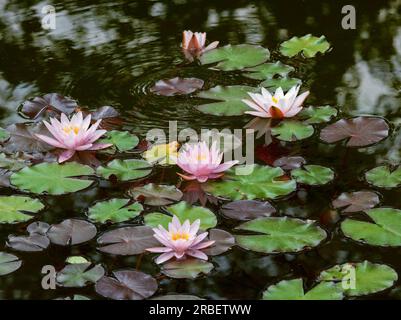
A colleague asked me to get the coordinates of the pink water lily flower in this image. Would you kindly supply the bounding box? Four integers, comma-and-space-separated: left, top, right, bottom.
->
182, 30, 219, 59
242, 85, 310, 119
146, 215, 215, 264
36, 112, 112, 163
177, 141, 238, 183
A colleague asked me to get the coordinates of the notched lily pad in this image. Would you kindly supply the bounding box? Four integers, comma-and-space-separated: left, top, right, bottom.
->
280, 34, 330, 58
47, 219, 97, 246
271, 120, 314, 142
221, 200, 276, 221
0, 252, 22, 276
299, 106, 338, 124
97, 226, 159, 256
150, 77, 204, 96
96, 159, 152, 182
161, 259, 214, 279
365, 166, 401, 188
99, 130, 139, 152
235, 217, 326, 254
243, 62, 294, 81
320, 117, 389, 147
0, 196, 44, 224
11, 162, 95, 195
128, 183, 183, 206
261, 77, 302, 91
273, 156, 306, 170
57, 263, 105, 288
203, 229, 235, 256
332, 191, 380, 213
7, 221, 50, 252
291, 165, 334, 186
95, 270, 158, 300
200, 44, 270, 71
87, 198, 143, 224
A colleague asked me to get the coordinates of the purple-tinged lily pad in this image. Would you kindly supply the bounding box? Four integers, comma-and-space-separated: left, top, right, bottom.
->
273, 156, 306, 170
7, 221, 50, 252
128, 183, 183, 206
161, 259, 214, 279
332, 191, 380, 213
320, 117, 389, 147
89, 106, 122, 129
95, 270, 158, 300
47, 219, 97, 246
221, 200, 276, 221
97, 226, 159, 256
203, 229, 235, 256
150, 77, 204, 96
152, 294, 204, 300
19, 93, 77, 119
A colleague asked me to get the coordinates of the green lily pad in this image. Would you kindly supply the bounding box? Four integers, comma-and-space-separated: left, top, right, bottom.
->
144, 201, 217, 230
161, 259, 214, 279
262, 278, 343, 300
319, 261, 398, 296
243, 62, 294, 81
341, 208, 401, 246
11, 162, 94, 195
66, 256, 90, 264
235, 217, 326, 254
96, 159, 152, 182
0, 127, 10, 142
0, 196, 44, 224
271, 120, 314, 142
299, 106, 338, 124
204, 164, 296, 200
56, 263, 105, 288
261, 77, 302, 91
0, 252, 22, 276
291, 165, 334, 185
99, 130, 139, 152
200, 44, 270, 71
280, 34, 330, 58
87, 198, 143, 224
365, 166, 401, 188
196, 85, 258, 116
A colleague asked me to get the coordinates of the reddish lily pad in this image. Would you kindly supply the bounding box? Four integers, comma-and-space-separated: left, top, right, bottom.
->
150, 77, 204, 96
221, 200, 276, 221
273, 156, 306, 170
320, 117, 389, 147
90, 106, 122, 129
128, 183, 183, 206
203, 229, 235, 256
95, 270, 158, 300
332, 191, 380, 213
47, 219, 97, 246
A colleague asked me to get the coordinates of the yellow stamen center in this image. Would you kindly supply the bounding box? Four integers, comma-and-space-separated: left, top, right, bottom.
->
63, 126, 80, 135
171, 232, 190, 241
272, 97, 278, 104
196, 154, 207, 161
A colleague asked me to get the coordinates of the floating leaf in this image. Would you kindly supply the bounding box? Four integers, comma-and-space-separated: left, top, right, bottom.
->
243, 62, 294, 81
56, 295, 91, 300
150, 77, 204, 96
57, 263, 105, 287
200, 44, 269, 71
262, 278, 342, 300
204, 164, 296, 200
365, 166, 401, 188
299, 106, 338, 124
161, 259, 214, 279
66, 256, 90, 264
291, 165, 334, 185
152, 294, 204, 300
203, 229, 235, 256
271, 121, 314, 142
96, 159, 152, 182
95, 270, 158, 300
47, 219, 97, 246
332, 191, 380, 213
0, 196, 44, 224
235, 217, 326, 254
221, 200, 276, 221
11, 162, 94, 195
320, 117, 389, 147
0, 153, 30, 171
7, 221, 50, 252
20, 93, 77, 119
144, 201, 217, 230
0, 127, 10, 142
88, 198, 143, 224
319, 261, 398, 296
341, 208, 401, 246
128, 183, 183, 206
99, 130, 139, 152
280, 34, 330, 58
196, 85, 258, 116
142, 142, 178, 165
273, 156, 306, 170
97, 226, 159, 256
90, 106, 121, 129
3, 123, 53, 153
0, 252, 22, 276
261, 77, 302, 91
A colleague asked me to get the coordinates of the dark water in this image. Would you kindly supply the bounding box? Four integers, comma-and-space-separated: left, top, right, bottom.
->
1, 0, 401, 299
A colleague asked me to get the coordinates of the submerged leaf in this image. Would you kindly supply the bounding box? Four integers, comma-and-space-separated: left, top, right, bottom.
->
332, 191, 380, 213
47, 219, 97, 246
150, 77, 204, 96
11, 162, 94, 195
96, 159, 152, 182
0, 196, 44, 224
95, 270, 158, 300
128, 183, 183, 206
0, 252, 22, 276
221, 200, 276, 221
161, 259, 214, 279
201, 44, 270, 71
280, 34, 330, 58
57, 263, 105, 287
291, 165, 334, 186
87, 198, 143, 224
235, 217, 326, 254
320, 117, 389, 147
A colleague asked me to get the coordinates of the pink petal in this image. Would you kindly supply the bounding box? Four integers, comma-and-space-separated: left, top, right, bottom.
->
203, 41, 219, 52
192, 240, 215, 250
58, 149, 76, 163
146, 247, 173, 253
155, 252, 175, 264
35, 134, 65, 149
87, 143, 112, 150
186, 249, 208, 260
213, 160, 238, 173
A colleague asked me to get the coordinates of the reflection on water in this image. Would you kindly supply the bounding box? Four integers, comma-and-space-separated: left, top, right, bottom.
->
1, 0, 401, 299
